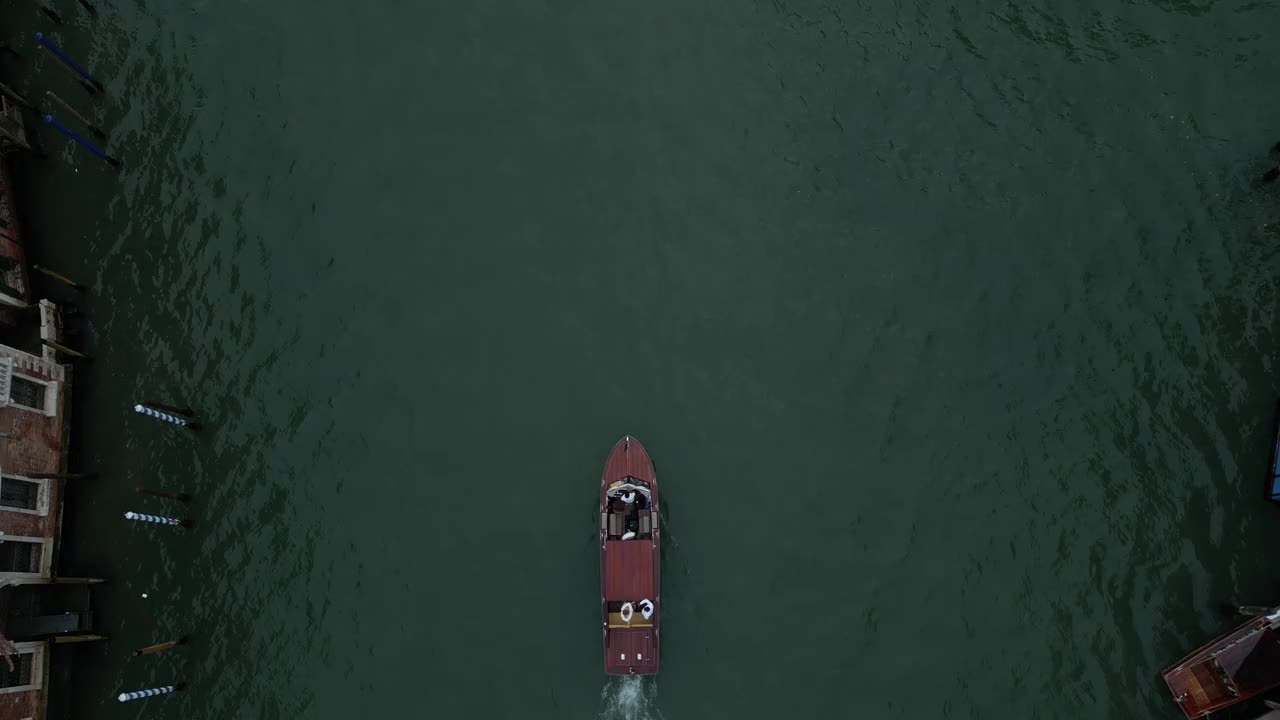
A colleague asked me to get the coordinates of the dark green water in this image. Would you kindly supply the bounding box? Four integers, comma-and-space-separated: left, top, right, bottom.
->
6, 0, 1280, 717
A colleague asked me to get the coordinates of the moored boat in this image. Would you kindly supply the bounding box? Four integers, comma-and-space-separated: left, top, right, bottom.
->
1267, 401, 1280, 502
1163, 609, 1280, 718
599, 436, 660, 675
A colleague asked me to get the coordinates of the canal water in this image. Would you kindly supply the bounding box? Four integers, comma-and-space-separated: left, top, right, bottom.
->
5, 0, 1280, 717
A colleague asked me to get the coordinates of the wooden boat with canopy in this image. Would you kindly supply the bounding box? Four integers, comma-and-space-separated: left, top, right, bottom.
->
1163, 608, 1280, 718
599, 436, 659, 675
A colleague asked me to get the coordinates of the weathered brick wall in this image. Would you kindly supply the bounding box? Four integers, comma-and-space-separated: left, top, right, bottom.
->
0, 158, 21, 244
0, 360, 68, 542
0, 159, 26, 307
0, 405, 61, 478
0, 507, 51, 539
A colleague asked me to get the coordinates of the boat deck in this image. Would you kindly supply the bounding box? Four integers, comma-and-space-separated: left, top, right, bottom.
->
1163, 614, 1280, 718
599, 436, 660, 675
605, 627, 657, 674
603, 541, 654, 599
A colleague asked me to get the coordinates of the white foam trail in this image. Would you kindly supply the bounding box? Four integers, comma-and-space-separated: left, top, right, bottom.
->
599, 675, 662, 720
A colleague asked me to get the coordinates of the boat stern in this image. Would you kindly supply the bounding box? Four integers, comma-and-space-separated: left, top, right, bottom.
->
604, 627, 658, 675
1163, 666, 1225, 719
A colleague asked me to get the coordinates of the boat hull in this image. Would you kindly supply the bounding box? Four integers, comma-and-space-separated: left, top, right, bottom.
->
599, 436, 660, 675
1162, 613, 1280, 718
1266, 400, 1280, 501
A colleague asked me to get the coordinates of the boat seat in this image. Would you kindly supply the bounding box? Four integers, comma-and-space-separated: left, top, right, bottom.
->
638, 512, 651, 535
607, 612, 654, 628
608, 513, 623, 537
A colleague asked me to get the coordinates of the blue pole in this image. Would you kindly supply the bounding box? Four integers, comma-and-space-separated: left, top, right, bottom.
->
44, 115, 119, 167
32, 33, 104, 92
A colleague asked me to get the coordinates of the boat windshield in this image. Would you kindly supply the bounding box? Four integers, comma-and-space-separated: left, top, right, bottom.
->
606, 477, 651, 499
1221, 627, 1280, 694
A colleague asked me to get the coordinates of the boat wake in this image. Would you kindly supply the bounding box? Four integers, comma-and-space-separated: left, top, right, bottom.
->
599, 675, 662, 720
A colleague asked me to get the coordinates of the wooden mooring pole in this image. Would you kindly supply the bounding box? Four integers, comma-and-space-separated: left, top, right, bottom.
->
38, 4, 63, 25
45, 91, 105, 139
132, 637, 187, 657
141, 400, 195, 416
135, 487, 190, 503
26, 472, 93, 480
41, 337, 90, 360
0, 81, 35, 112
32, 264, 86, 290
54, 634, 107, 644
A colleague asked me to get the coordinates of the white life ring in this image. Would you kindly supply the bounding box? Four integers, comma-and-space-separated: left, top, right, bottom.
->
619, 602, 634, 623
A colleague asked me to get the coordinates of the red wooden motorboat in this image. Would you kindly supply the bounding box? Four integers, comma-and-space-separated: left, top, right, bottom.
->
599, 436, 660, 675
1163, 609, 1280, 718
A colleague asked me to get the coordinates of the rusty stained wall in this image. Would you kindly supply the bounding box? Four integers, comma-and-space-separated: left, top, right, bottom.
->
0, 159, 27, 305
0, 687, 37, 720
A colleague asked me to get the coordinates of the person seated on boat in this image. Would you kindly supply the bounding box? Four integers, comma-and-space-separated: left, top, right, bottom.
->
638, 598, 654, 620
620, 489, 651, 510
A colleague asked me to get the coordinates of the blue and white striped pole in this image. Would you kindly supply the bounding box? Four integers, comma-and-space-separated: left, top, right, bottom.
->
117, 684, 178, 702
124, 511, 183, 527
134, 403, 194, 428
44, 115, 119, 167
32, 33, 104, 92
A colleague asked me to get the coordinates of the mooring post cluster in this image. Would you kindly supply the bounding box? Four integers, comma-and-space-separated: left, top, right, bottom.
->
119, 400, 201, 701
125, 400, 198, 527
117, 638, 188, 703
0, 4, 203, 708
0, 15, 122, 167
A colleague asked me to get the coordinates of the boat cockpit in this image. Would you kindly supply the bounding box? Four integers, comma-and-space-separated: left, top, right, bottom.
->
604, 477, 654, 542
